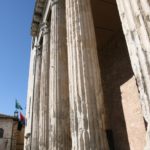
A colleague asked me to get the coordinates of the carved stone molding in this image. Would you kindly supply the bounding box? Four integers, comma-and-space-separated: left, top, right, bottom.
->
40, 22, 49, 35
51, 0, 59, 7
35, 45, 42, 56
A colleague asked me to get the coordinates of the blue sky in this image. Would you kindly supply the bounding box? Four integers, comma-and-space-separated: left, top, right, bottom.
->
0, 1, 35, 115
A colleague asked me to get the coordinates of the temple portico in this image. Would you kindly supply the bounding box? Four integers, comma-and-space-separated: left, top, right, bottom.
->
24, 0, 150, 149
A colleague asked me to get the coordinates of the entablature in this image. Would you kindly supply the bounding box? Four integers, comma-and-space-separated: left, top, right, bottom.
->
31, 0, 48, 36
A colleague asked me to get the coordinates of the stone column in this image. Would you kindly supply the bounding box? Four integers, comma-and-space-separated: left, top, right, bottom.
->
31, 46, 41, 150
66, 0, 109, 149
49, 0, 71, 149
39, 22, 50, 150
116, 0, 150, 149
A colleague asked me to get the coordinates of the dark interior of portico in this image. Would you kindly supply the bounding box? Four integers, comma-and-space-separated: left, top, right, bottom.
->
91, 0, 146, 150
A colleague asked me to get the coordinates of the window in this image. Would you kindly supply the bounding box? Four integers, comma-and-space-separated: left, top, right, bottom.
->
0, 128, 4, 138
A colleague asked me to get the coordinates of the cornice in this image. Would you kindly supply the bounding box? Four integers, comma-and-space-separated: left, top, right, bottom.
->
31, 0, 48, 36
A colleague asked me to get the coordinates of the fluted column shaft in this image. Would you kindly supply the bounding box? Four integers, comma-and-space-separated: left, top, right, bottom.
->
31, 46, 41, 150
39, 23, 50, 150
49, 0, 71, 149
66, 0, 109, 149
116, 0, 150, 149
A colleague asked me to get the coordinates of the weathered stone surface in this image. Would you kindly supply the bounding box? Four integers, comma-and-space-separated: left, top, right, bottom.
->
31, 46, 41, 150
39, 22, 50, 150
0, 119, 13, 150
25, 0, 150, 149
48, 0, 71, 149
31, 0, 47, 36
24, 40, 37, 150
116, 0, 150, 149
65, 0, 109, 149
0, 115, 24, 150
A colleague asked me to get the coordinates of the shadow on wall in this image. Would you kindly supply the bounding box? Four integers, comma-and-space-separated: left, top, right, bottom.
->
98, 32, 132, 150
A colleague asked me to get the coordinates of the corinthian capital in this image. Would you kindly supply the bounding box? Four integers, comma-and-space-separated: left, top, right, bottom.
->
35, 45, 41, 56
51, 0, 59, 6
40, 22, 49, 35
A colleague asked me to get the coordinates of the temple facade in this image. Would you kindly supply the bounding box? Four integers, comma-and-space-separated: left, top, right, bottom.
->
24, 0, 150, 149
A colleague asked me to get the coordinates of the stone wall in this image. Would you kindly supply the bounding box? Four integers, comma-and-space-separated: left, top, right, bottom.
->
0, 118, 13, 150
98, 32, 146, 150
0, 117, 24, 150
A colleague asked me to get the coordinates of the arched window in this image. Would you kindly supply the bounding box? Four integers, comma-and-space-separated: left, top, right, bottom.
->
0, 128, 4, 138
